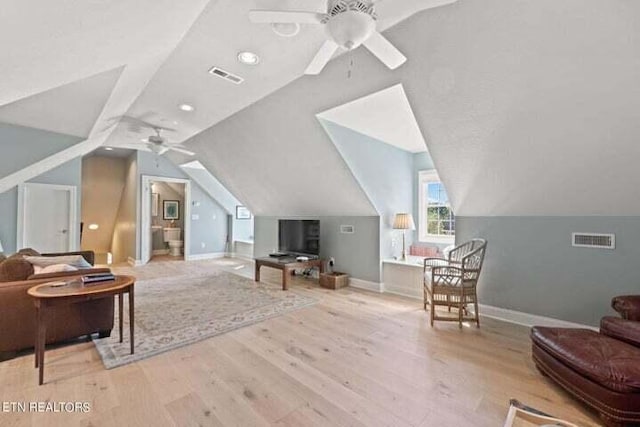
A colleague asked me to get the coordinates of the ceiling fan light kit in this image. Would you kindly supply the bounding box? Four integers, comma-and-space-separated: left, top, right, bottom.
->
325, 9, 375, 50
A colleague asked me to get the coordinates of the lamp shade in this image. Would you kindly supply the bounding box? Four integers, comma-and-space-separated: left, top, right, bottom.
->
392, 213, 415, 230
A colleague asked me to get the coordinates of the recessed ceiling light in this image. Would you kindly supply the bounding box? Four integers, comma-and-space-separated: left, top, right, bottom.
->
88, 223, 99, 230
178, 103, 195, 112
237, 51, 260, 65
104, 147, 113, 151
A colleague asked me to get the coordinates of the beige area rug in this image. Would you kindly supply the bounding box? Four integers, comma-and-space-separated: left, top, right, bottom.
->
93, 270, 316, 369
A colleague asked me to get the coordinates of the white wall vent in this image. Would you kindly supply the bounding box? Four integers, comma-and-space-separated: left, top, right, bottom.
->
572, 233, 615, 249
208, 67, 244, 84
340, 225, 355, 234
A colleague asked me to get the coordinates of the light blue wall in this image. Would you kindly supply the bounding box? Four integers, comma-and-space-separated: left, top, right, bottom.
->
456, 216, 640, 326
254, 215, 381, 282
0, 122, 83, 254
191, 184, 228, 254
0, 122, 82, 179
321, 119, 414, 262
179, 166, 253, 245
0, 158, 82, 254
136, 152, 229, 257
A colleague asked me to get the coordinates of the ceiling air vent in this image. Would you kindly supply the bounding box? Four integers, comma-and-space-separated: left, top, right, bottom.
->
572, 233, 615, 249
208, 66, 244, 84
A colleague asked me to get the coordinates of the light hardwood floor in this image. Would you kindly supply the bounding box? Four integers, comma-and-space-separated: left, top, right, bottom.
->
0, 257, 601, 426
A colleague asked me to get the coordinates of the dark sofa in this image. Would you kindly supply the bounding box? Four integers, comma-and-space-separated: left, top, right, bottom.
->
531, 296, 640, 426
0, 249, 114, 356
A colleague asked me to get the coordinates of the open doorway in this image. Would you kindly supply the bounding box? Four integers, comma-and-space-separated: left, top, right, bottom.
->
141, 175, 191, 264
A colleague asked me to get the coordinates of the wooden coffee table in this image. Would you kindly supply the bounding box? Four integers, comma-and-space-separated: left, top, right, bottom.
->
28, 275, 135, 385
254, 257, 324, 290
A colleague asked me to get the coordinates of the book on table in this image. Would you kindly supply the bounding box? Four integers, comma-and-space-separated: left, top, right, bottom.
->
81, 273, 116, 285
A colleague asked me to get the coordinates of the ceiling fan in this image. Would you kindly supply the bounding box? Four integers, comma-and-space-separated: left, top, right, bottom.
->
109, 116, 195, 156
249, 0, 414, 75
142, 127, 195, 156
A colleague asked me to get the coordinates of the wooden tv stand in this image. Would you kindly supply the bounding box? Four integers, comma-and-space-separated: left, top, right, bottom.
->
254, 257, 324, 290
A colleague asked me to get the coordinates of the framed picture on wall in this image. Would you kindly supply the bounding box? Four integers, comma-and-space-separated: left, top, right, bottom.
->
236, 205, 251, 220
163, 200, 180, 220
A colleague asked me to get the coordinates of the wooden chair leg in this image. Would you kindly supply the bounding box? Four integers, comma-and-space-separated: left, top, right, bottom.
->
423, 285, 428, 311
430, 299, 435, 327
474, 298, 480, 328
458, 292, 464, 329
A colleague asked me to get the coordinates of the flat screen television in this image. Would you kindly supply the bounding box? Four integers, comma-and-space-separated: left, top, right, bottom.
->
278, 219, 320, 257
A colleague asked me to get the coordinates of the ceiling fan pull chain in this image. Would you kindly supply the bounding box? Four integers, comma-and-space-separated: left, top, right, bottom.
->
348, 58, 354, 79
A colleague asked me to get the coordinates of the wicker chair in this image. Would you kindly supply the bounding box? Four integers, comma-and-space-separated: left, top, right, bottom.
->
423, 238, 487, 328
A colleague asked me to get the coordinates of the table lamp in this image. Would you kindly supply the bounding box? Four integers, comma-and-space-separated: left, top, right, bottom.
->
393, 213, 415, 261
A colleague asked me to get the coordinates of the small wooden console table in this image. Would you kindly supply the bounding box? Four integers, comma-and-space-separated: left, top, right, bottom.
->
28, 275, 135, 385
254, 257, 324, 290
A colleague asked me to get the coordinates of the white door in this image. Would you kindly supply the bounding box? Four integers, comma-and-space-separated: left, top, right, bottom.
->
18, 183, 77, 253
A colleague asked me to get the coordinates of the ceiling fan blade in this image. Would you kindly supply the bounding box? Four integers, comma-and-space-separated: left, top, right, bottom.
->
304, 40, 340, 75
158, 147, 171, 155
109, 143, 152, 151
362, 31, 407, 70
249, 10, 324, 24
168, 146, 195, 156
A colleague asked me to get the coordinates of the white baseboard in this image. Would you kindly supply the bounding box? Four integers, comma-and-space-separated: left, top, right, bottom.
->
127, 257, 144, 267
384, 286, 423, 300
186, 252, 226, 261
378, 286, 595, 330
477, 304, 597, 330
349, 278, 383, 293
227, 252, 255, 261
152, 249, 169, 255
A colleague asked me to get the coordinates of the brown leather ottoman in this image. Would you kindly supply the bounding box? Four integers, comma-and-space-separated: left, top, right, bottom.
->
531, 326, 640, 426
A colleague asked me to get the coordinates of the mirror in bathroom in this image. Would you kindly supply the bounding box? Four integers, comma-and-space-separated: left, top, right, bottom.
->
151, 193, 159, 217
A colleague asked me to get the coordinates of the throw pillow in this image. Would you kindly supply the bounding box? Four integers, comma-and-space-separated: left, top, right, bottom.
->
0, 257, 35, 282
25, 255, 92, 270
17, 248, 41, 257
37, 264, 78, 275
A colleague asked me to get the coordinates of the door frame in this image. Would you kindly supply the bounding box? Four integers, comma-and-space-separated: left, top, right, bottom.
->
17, 183, 78, 252
140, 175, 191, 265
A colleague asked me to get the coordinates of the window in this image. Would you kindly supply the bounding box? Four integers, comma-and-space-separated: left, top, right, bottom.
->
418, 170, 455, 242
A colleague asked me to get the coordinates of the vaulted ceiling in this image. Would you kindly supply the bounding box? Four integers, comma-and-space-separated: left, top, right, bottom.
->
2, 0, 639, 217
174, 0, 640, 217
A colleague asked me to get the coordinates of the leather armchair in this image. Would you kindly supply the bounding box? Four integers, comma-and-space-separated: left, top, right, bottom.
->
531, 295, 640, 426
612, 295, 640, 321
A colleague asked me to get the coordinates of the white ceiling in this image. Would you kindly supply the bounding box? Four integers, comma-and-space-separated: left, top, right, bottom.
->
177, 0, 640, 217
317, 83, 427, 153
0, 0, 211, 192
0, 67, 123, 138
5, 0, 639, 218
105, 0, 458, 149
